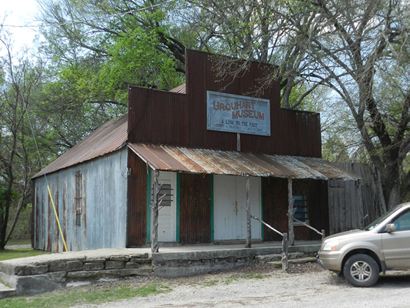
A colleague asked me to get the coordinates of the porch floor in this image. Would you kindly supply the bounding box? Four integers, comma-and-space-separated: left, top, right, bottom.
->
0, 241, 321, 268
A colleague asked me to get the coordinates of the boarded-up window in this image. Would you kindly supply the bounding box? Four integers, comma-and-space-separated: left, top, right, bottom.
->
75, 171, 83, 226
152, 183, 173, 207
293, 195, 308, 224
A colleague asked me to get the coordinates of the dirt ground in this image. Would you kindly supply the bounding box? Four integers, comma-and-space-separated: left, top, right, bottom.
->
83, 263, 410, 308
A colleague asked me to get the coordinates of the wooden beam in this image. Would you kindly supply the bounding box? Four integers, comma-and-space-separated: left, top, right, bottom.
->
282, 233, 289, 271
287, 178, 294, 246
245, 176, 251, 248
151, 170, 160, 253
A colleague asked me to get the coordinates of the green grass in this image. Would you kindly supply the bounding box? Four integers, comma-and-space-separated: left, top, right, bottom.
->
6, 239, 31, 246
0, 282, 170, 308
0, 249, 47, 261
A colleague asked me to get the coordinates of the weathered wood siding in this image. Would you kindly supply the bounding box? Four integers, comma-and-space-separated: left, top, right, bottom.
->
180, 173, 211, 244
328, 163, 385, 234
293, 179, 328, 240
33, 149, 128, 252
127, 150, 148, 246
262, 178, 288, 241
262, 178, 329, 241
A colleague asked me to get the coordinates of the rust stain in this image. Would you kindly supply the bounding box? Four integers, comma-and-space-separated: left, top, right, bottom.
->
128, 143, 356, 180
169, 83, 186, 94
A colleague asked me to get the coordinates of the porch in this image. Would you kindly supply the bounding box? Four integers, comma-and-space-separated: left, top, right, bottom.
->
0, 241, 320, 297
127, 143, 356, 251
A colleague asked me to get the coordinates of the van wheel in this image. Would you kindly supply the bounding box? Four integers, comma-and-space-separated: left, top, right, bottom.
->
343, 254, 379, 287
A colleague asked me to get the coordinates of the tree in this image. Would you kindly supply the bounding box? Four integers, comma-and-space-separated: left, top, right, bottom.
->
0, 35, 43, 249
32, 0, 410, 211
36, 0, 186, 152
298, 0, 409, 208
185, 0, 409, 209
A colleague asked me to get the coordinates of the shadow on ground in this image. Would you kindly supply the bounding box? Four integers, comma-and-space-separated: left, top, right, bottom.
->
326, 270, 410, 288
378, 272, 410, 288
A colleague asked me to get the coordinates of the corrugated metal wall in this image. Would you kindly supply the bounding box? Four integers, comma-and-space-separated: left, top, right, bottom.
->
128, 50, 321, 157
127, 149, 148, 247
180, 173, 211, 244
33, 149, 128, 252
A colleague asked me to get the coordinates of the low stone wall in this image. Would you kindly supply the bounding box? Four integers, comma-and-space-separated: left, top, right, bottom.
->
152, 244, 320, 278
0, 244, 321, 297
0, 251, 152, 296
153, 249, 258, 277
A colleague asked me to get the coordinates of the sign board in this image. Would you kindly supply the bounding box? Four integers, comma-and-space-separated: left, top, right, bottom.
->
207, 91, 271, 136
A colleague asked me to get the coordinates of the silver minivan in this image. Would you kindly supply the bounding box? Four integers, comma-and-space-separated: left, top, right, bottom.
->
319, 202, 410, 287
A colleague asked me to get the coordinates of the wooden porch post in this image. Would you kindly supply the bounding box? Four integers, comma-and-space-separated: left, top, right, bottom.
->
151, 170, 160, 253
245, 176, 252, 248
287, 178, 294, 246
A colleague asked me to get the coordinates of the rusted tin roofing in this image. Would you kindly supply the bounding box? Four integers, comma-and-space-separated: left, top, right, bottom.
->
128, 143, 356, 180
169, 83, 186, 94
33, 115, 128, 179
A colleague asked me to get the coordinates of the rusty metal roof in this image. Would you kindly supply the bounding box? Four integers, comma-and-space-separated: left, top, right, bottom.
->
128, 143, 356, 180
169, 83, 186, 94
33, 115, 128, 178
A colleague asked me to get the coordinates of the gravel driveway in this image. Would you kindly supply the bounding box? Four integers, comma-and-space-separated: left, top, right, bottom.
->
93, 265, 410, 308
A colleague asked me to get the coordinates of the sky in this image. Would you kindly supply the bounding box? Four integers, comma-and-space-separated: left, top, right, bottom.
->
0, 0, 41, 53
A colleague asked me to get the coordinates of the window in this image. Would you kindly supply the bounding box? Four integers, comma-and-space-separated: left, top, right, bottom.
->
293, 195, 309, 224
158, 183, 173, 207
392, 210, 410, 232
75, 171, 83, 226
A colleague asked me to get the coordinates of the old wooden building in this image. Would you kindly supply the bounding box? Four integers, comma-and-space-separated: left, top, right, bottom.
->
33, 50, 354, 252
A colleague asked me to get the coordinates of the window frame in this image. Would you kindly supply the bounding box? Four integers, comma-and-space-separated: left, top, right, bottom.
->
75, 170, 83, 227
293, 195, 309, 225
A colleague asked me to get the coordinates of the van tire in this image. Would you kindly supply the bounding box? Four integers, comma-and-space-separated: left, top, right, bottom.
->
343, 254, 379, 287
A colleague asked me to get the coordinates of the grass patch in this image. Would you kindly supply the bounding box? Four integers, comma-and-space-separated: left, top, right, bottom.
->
0, 282, 170, 308
6, 239, 31, 246
0, 249, 46, 261
202, 279, 219, 287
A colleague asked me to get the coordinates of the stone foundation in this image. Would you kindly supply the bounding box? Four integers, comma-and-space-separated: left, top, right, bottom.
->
0, 250, 152, 296
0, 243, 321, 297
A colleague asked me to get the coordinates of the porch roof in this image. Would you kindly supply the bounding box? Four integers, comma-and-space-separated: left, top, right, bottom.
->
128, 143, 356, 180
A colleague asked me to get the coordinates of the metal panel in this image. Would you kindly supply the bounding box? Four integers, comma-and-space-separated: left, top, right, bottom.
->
151, 171, 177, 242
128, 49, 322, 157
128, 143, 356, 180
169, 83, 186, 94
127, 149, 148, 246
180, 173, 211, 244
33, 149, 128, 252
214, 175, 261, 240
33, 115, 127, 178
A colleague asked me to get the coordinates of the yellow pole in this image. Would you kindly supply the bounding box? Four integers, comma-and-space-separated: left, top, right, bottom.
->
47, 185, 69, 252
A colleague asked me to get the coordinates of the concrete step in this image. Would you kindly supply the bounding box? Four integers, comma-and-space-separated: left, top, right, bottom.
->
0, 281, 16, 299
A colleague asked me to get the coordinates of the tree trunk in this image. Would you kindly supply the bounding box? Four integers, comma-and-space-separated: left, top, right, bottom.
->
381, 164, 401, 210
0, 215, 6, 250
0, 191, 12, 250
